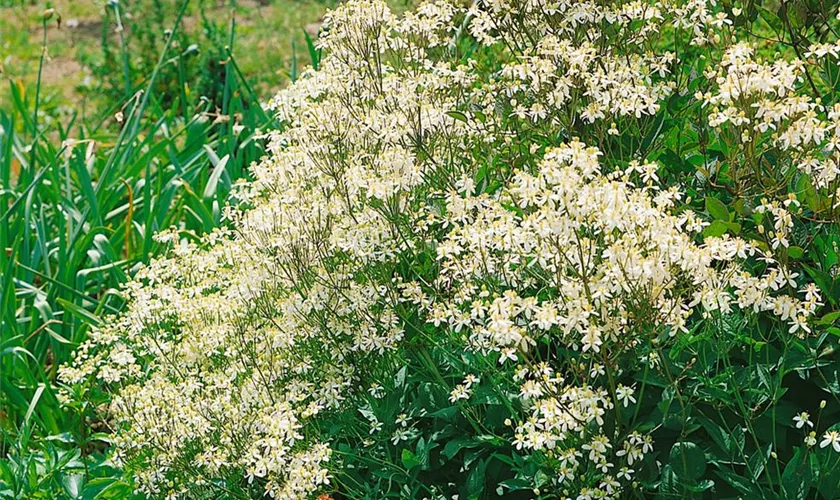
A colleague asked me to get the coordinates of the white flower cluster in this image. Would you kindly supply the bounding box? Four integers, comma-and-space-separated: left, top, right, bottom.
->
430, 140, 818, 360
703, 43, 840, 192
59, 0, 833, 498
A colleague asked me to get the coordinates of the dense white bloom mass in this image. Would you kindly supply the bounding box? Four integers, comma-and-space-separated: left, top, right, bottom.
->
60, 0, 835, 497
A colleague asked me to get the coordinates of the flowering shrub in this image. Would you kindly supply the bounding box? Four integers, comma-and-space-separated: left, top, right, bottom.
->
60, 0, 840, 498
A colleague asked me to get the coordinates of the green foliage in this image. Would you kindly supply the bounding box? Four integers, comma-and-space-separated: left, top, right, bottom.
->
0, 437, 129, 499
76, 0, 334, 115
77, 0, 223, 111
0, 7, 273, 497
7, 0, 840, 497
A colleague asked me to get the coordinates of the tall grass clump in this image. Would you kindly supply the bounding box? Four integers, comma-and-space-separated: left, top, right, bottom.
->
0, 7, 275, 496
59, 0, 840, 498
85, 0, 234, 111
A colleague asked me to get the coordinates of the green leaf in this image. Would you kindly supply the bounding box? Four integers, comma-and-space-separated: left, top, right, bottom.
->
498, 478, 532, 492
659, 465, 680, 495
415, 436, 437, 470
684, 479, 715, 493
202, 153, 230, 200
818, 311, 840, 326
747, 444, 771, 481
57, 297, 102, 327
703, 220, 729, 238
447, 111, 469, 123
428, 406, 459, 422
715, 468, 759, 495
89, 479, 132, 499
401, 448, 421, 470
697, 415, 732, 457
394, 366, 407, 388
670, 441, 706, 480
758, 7, 784, 35
23, 384, 45, 429
465, 458, 488, 499
796, 174, 821, 213
442, 436, 481, 460
61, 473, 83, 499
705, 196, 730, 221
723, 221, 741, 235
782, 448, 810, 500
640, 110, 667, 154
303, 30, 321, 69
788, 246, 805, 259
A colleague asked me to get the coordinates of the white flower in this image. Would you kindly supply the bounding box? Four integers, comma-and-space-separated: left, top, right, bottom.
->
789, 315, 811, 335
499, 348, 518, 364
370, 419, 383, 434
617, 467, 634, 480
395, 413, 410, 427
368, 383, 385, 398
391, 429, 410, 445
793, 412, 813, 429
616, 385, 636, 408
449, 384, 471, 403
820, 430, 840, 452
